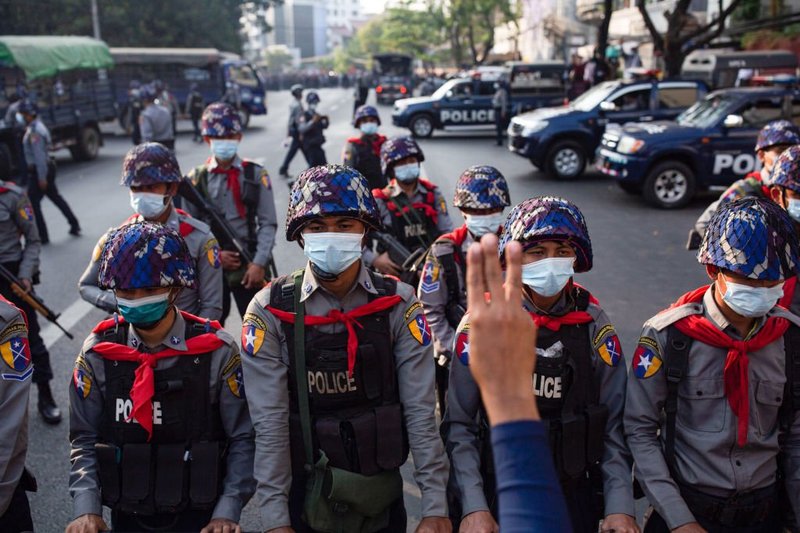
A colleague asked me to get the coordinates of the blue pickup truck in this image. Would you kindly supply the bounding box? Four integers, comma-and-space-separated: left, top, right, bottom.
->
595, 86, 800, 208
507, 79, 708, 179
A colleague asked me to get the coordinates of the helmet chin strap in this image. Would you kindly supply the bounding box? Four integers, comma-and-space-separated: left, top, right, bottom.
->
310, 261, 340, 282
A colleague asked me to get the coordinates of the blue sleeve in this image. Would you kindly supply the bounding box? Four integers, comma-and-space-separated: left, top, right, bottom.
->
490, 420, 571, 532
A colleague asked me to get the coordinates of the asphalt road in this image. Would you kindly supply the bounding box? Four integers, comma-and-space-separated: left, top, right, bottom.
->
25, 87, 716, 532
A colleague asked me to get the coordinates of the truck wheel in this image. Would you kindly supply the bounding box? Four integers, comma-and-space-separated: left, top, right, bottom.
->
642, 161, 696, 209
410, 115, 434, 138
239, 109, 251, 129
70, 126, 101, 161
545, 140, 586, 180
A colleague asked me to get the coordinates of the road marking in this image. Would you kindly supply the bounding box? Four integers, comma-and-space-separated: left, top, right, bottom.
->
40, 299, 95, 348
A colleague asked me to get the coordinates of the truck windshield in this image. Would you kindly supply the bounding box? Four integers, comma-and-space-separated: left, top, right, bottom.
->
572, 81, 618, 111
431, 79, 459, 100
227, 64, 260, 88
677, 93, 738, 128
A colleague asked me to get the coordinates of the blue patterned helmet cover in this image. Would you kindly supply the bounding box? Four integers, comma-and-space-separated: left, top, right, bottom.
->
306, 91, 320, 104
98, 222, 196, 290
770, 145, 800, 194
139, 83, 156, 100
285, 164, 383, 240
755, 120, 800, 152
453, 166, 511, 210
380, 136, 425, 175
120, 142, 182, 187
17, 99, 38, 115
498, 196, 593, 272
353, 105, 381, 126
698, 197, 799, 281
201, 102, 242, 137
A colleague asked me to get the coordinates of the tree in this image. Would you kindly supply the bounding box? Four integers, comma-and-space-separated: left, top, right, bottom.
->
263, 48, 294, 72
597, 0, 614, 57
636, 0, 745, 76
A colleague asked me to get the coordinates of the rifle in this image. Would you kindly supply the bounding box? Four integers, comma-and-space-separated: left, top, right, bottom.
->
0, 263, 73, 339
178, 179, 277, 278
371, 231, 427, 285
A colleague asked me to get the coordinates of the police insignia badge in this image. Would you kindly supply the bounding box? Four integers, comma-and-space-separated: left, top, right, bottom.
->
407, 314, 432, 346
241, 323, 265, 356
632, 337, 662, 379
594, 325, 622, 367
455, 326, 470, 366
0, 336, 30, 372
227, 366, 244, 398
419, 259, 441, 294
261, 173, 272, 190
205, 240, 221, 268
73, 366, 91, 399
18, 204, 33, 222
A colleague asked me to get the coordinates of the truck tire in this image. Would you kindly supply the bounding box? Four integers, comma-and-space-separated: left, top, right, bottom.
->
239, 108, 250, 129
545, 140, 586, 180
642, 161, 696, 209
70, 126, 101, 162
410, 114, 434, 138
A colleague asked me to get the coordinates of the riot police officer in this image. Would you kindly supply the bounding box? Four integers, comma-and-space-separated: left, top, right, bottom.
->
78, 143, 223, 320
626, 197, 800, 532
66, 221, 255, 533
0, 177, 60, 424
240, 164, 450, 533
185, 102, 278, 324
279, 84, 306, 178
368, 136, 453, 278
769, 145, 800, 314
138, 84, 174, 149
342, 105, 387, 190
298, 91, 328, 167
444, 196, 636, 533
417, 165, 510, 414
689, 120, 800, 248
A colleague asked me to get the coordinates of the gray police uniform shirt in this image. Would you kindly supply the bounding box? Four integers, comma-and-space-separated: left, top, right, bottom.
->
0, 181, 41, 280
185, 156, 277, 269
288, 99, 303, 136
0, 299, 32, 515
444, 288, 634, 518
364, 180, 454, 267
625, 286, 800, 530
68, 310, 255, 522
78, 207, 224, 319
22, 118, 51, 184
240, 262, 450, 529
416, 228, 471, 363
139, 103, 174, 143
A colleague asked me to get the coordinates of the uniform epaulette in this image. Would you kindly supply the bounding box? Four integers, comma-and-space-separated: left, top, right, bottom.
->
176, 211, 211, 234
178, 310, 221, 331
0, 180, 23, 195
647, 303, 704, 332
92, 315, 127, 333
771, 306, 800, 329
418, 178, 437, 192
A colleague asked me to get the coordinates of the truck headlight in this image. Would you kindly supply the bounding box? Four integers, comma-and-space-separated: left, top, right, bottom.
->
617, 136, 645, 154
521, 121, 548, 137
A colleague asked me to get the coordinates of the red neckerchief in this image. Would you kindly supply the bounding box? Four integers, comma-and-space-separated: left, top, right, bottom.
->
780, 277, 797, 309
91, 314, 224, 440
670, 285, 790, 446
348, 134, 386, 157
267, 295, 403, 377
210, 164, 247, 219
527, 283, 598, 331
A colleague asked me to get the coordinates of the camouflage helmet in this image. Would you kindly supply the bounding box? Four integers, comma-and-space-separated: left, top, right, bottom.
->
755, 120, 800, 152
120, 142, 182, 187
201, 102, 242, 137
698, 197, 799, 281
498, 196, 593, 272
453, 165, 511, 210
380, 136, 425, 176
290, 84, 304, 96
17, 99, 37, 115
770, 145, 800, 194
306, 91, 320, 105
98, 221, 196, 290
285, 164, 382, 241
353, 105, 381, 127
139, 83, 157, 100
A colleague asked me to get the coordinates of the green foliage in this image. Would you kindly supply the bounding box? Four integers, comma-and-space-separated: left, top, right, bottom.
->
263, 48, 294, 72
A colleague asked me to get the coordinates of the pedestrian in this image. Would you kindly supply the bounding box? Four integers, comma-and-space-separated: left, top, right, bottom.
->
66, 221, 255, 533
491, 79, 510, 146
185, 102, 277, 325
155, 80, 179, 135
417, 165, 510, 414
278, 84, 305, 179
240, 164, 451, 533
78, 142, 223, 320
138, 84, 175, 150
689, 120, 800, 249
186, 83, 205, 142
626, 197, 800, 532
443, 196, 637, 533
342, 105, 387, 190
0, 177, 60, 424
767, 145, 800, 315
367, 137, 453, 281
298, 91, 329, 167
125, 81, 143, 145
353, 72, 370, 116
19, 99, 80, 245
568, 54, 588, 99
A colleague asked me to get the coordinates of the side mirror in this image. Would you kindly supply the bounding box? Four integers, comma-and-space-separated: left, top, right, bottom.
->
723, 114, 744, 128
600, 101, 617, 112
445, 90, 454, 100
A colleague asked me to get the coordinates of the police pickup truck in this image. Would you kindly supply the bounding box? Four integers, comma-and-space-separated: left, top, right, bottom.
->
595, 86, 800, 208
507, 79, 707, 180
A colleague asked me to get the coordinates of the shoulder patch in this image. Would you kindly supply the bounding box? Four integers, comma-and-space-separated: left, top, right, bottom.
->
18, 203, 34, 222
259, 168, 272, 190
73, 364, 92, 398
631, 336, 663, 379
226, 365, 244, 398
439, 196, 448, 214
203, 238, 221, 269
593, 324, 622, 367
0, 336, 30, 373
648, 303, 703, 332
0, 321, 26, 344
222, 352, 242, 378
92, 231, 111, 263
419, 257, 441, 294
455, 325, 470, 366
241, 317, 266, 356
403, 301, 422, 322
407, 314, 432, 346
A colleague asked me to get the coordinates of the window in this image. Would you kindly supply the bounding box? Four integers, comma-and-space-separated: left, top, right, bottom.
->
658, 86, 699, 109
738, 98, 784, 128
450, 82, 473, 97
610, 89, 650, 111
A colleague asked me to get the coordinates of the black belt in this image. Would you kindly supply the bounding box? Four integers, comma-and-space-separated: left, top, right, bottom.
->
679, 482, 777, 528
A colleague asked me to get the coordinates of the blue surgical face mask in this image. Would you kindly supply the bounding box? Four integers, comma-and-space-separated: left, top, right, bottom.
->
521, 257, 575, 297
116, 292, 172, 328
360, 122, 379, 135
787, 198, 800, 223
394, 162, 420, 183
464, 212, 505, 237
721, 279, 784, 318
14, 112, 25, 126
303, 232, 364, 276
210, 139, 239, 161
130, 191, 169, 219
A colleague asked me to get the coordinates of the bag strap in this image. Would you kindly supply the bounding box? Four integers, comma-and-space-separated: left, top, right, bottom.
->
292, 274, 315, 467
439, 251, 461, 307
243, 162, 258, 252
664, 326, 691, 476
